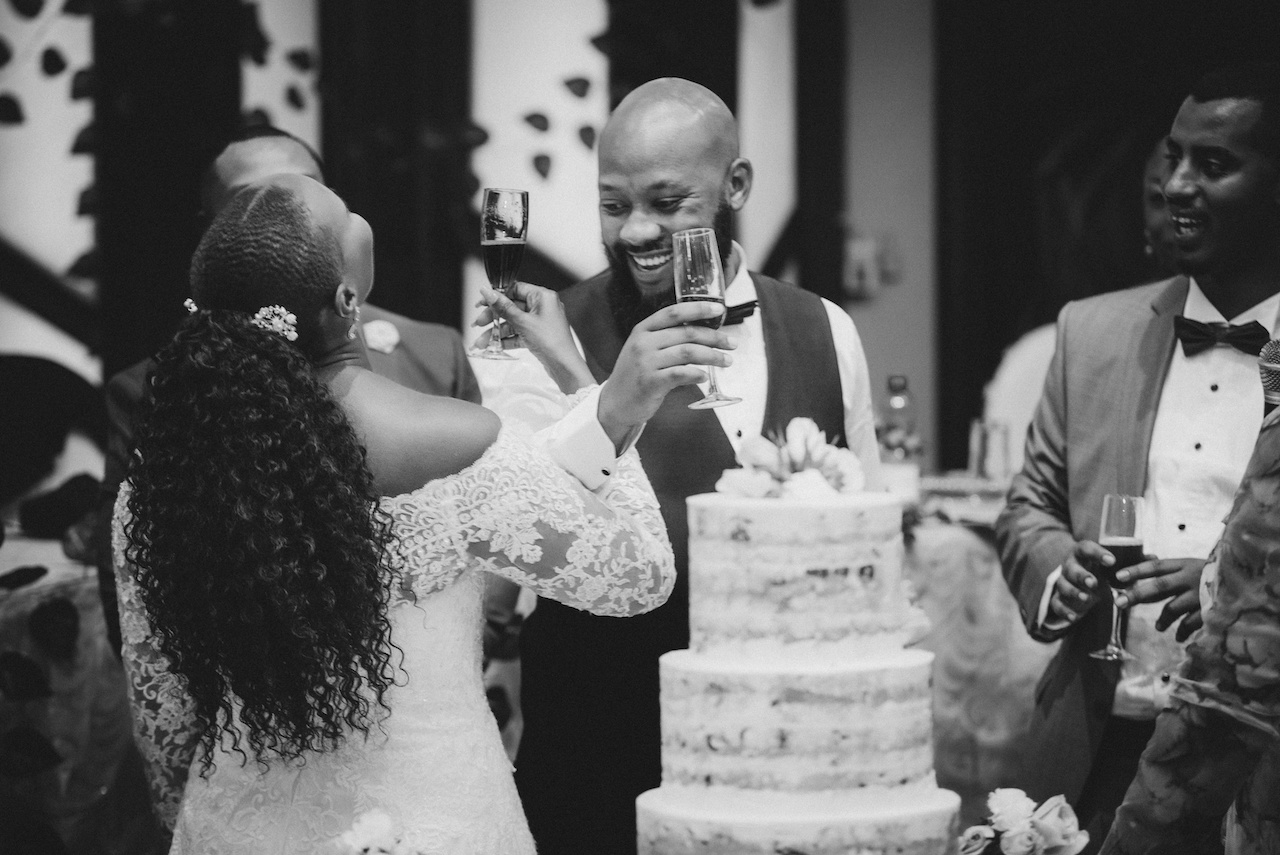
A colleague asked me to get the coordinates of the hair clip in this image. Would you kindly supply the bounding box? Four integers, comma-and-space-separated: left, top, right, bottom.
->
184, 298, 199, 314
250, 305, 299, 342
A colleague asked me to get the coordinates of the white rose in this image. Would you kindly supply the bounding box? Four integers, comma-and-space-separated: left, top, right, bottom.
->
784, 417, 827, 470
715, 467, 778, 498
339, 810, 399, 853
1043, 834, 1089, 855
780, 468, 838, 499
1033, 794, 1089, 855
820, 447, 866, 493
999, 821, 1045, 855
361, 319, 401, 354
987, 788, 1037, 833
738, 435, 786, 478
1030, 795, 1079, 848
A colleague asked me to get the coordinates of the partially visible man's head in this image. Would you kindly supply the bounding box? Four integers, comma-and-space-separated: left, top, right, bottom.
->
199, 126, 325, 223
1141, 136, 1177, 275
596, 78, 752, 328
1164, 62, 1280, 278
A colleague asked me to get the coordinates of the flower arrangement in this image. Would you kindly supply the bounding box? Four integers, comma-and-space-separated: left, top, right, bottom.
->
715, 417, 866, 499
959, 789, 1089, 855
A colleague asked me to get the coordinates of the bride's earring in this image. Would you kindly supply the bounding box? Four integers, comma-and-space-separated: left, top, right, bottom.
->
347, 304, 362, 340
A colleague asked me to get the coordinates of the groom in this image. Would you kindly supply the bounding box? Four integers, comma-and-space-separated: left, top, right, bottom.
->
512, 77, 883, 855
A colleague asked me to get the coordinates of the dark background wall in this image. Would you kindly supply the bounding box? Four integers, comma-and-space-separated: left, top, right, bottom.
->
935, 0, 1280, 469
95, 0, 241, 377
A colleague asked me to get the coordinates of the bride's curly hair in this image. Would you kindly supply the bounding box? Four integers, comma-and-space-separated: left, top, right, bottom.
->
124, 183, 398, 768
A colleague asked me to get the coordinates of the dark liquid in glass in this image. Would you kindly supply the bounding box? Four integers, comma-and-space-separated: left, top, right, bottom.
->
1099, 537, 1144, 588
482, 239, 526, 291
679, 294, 725, 329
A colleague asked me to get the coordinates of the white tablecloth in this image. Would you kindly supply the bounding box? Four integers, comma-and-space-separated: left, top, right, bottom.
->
908, 520, 1059, 825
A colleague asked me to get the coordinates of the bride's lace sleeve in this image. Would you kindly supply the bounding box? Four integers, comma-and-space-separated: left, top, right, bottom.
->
385, 427, 674, 615
112, 485, 198, 832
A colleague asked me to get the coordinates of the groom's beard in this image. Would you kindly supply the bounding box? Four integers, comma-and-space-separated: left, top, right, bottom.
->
604, 203, 735, 337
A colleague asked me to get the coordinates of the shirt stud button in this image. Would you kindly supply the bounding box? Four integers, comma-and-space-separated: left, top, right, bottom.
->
1178, 523, 1186, 531
1194, 442, 1202, 450
1211, 384, 1219, 392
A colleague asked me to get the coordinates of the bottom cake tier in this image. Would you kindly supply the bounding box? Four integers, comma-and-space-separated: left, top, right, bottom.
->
636, 782, 960, 855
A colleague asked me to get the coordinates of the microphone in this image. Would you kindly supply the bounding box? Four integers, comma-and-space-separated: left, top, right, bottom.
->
1259, 340, 1280, 418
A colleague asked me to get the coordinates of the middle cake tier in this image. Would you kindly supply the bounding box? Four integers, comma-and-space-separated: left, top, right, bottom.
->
659, 648, 936, 791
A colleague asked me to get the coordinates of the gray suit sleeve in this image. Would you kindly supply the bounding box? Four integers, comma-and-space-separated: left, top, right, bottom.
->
995, 304, 1079, 640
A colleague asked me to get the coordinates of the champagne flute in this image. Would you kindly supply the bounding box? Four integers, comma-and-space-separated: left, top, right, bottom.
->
672, 228, 741, 409
474, 188, 528, 360
1089, 494, 1145, 661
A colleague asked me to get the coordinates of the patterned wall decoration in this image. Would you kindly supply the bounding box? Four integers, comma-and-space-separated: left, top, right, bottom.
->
0, 0, 94, 296
465, 0, 611, 331
240, 0, 318, 150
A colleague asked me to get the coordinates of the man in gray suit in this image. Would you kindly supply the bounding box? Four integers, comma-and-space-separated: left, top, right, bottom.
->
996, 61, 1280, 851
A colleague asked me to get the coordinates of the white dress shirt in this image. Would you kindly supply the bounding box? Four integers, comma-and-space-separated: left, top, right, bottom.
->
470, 242, 883, 490
1036, 280, 1279, 718
703, 245, 883, 488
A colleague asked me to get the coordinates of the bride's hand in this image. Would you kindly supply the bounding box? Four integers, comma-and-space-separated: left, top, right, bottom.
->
475, 282, 595, 394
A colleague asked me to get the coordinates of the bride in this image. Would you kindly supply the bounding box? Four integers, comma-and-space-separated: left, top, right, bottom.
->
112, 173, 726, 853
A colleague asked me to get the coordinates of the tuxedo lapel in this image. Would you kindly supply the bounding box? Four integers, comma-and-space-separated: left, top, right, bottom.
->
1115, 276, 1188, 496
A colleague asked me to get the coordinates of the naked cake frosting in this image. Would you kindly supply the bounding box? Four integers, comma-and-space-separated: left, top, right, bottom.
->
635, 420, 960, 855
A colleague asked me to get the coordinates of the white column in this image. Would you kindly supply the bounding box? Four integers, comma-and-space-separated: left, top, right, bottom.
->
737, 0, 796, 271
466, 0, 610, 331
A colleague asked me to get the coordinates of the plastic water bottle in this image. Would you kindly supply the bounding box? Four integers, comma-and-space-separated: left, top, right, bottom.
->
879, 375, 922, 503
880, 375, 921, 461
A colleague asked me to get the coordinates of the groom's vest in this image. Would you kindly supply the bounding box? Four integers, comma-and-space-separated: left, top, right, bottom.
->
523, 270, 846, 669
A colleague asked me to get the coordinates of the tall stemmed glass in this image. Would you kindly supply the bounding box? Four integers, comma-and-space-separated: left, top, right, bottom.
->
672, 228, 740, 409
1089, 494, 1145, 661
474, 188, 528, 360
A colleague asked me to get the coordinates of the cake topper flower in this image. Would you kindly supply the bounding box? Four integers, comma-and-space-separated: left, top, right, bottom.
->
958, 789, 1088, 855
715, 417, 866, 498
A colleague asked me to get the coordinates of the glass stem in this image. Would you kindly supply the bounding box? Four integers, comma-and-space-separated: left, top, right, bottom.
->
486, 317, 506, 356
706, 365, 722, 396
1109, 592, 1124, 651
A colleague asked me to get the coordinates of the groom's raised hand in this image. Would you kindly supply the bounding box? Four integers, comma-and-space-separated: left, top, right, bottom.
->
597, 303, 735, 449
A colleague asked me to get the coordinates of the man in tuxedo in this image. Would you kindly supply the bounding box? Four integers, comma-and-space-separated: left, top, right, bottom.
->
996, 61, 1280, 851
96, 127, 481, 654
512, 77, 883, 855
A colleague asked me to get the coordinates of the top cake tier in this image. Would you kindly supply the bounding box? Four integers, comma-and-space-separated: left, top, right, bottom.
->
686, 492, 924, 658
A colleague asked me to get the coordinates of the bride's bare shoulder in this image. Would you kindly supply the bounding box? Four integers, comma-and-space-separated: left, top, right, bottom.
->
352, 373, 501, 496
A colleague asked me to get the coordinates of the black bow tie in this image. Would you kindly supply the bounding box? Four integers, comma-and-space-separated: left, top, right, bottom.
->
723, 301, 757, 326
1173, 315, 1270, 357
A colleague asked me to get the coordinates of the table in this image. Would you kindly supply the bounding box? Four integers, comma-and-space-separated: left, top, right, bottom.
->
0, 533, 136, 851
907, 518, 1059, 827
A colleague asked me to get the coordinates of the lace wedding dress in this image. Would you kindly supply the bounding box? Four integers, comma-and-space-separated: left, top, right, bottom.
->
113, 426, 674, 854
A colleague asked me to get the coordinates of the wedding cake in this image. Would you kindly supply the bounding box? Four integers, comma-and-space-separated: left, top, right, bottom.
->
635, 420, 960, 855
